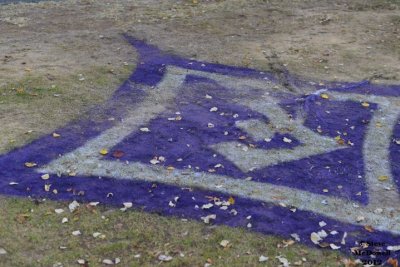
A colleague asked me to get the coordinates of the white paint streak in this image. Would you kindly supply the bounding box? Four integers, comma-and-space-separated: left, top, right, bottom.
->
39, 67, 400, 234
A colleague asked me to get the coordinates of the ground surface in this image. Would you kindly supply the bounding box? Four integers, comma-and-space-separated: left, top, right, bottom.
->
0, 0, 399, 266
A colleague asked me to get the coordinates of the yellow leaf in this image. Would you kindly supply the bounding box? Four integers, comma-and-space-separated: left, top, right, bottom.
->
320, 93, 329, 99
99, 149, 108, 155
378, 175, 388, 181
361, 102, 370, 108
41, 173, 50, 180
44, 184, 51, 192
24, 162, 37, 168
228, 196, 235, 205
364, 225, 374, 232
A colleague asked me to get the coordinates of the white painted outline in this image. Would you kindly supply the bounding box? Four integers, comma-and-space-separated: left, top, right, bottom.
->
40, 67, 400, 234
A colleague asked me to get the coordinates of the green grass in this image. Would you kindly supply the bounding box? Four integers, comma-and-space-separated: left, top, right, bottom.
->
0, 197, 348, 267
0, 46, 353, 267
0, 64, 133, 154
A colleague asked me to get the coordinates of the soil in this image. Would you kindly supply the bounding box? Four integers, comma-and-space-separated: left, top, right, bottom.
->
0, 0, 399, 152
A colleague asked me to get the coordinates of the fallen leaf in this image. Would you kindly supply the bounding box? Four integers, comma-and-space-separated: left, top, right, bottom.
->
121, 202, 133, 211
201, 214, 216, 224
356, 216, 365, 222
15, 214, 30, 224
320, 93, 329, 99
158, 255, 173, 262
259, 255, 269, 262
228, 196, 235, 205
387, 245, 400, 251
72, 230, 81, 236
68, 200, 80, 212
276, 256, 290, 267
219, 240, 230, 248
150, 158, 160, 165
93, 232, 102, 238
24, 162, 37, 168
378, 175, 389, 181
41, 173, 50, 180
54, 209, 64, 214
319, 221, 327, 227
202, 203, 213, 209
310, 232, 322, 244
387, 258, 399, 267
139, 127, 150, 132
0, 248, 7, 255
77, 259, 86, 265
329, 244, 341, 250
99, 148, 108, 155
44, 184, 51, 192
364, 225, 374, 232
123, 202, 132, 208
290, 233, 300, 242
361, 102, 370, 108
112, 150, 125, 158
283, 137, 292, 143
102, 259, 114, 265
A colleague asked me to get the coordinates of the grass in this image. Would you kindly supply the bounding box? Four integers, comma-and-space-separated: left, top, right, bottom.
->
0, 64, 133, 154
0, 197, 347, 267
0, 63, 352, 267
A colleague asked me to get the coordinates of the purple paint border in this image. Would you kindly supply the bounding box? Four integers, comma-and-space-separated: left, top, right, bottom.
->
0, 35, 399, 263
